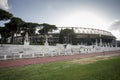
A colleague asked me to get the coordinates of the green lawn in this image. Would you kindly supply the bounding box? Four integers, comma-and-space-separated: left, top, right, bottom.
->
0, 56, 120, 80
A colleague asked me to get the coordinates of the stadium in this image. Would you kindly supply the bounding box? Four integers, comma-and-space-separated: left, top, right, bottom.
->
49, 27, 116, 45
13, 27, 116, 46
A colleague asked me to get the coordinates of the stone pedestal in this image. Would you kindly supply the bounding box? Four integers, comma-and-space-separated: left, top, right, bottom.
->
100, 39, 102, 47
24, 32, 29, 46
44, 40, 48, 46
95, 39, 98, 47
44, 35, 49, 46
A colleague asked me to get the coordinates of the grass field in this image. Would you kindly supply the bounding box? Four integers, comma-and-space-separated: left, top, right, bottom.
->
0, 56, 120, 80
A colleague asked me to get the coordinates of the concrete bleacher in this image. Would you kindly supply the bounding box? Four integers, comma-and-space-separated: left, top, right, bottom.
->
0, 44, 120, 60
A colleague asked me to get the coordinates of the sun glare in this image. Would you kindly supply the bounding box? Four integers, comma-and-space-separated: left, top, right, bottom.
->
59, 11, 108, 29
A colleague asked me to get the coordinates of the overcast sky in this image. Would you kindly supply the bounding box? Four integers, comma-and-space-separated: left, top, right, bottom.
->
0, 0, 120, 40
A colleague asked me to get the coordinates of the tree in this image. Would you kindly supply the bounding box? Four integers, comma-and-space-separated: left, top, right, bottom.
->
59, 28, 76, 44
59, 29, 64, 44
0, 27, 11, 43
38, 23, 57, 35
38, 23, 57, 44
0, 9, 13, 21
20, 22, 40, 44
5, 17, 24, 43
20, 22, 40, 36
0, 9, 13, 43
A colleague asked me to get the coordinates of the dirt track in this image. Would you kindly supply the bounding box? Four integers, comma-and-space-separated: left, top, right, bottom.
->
0, 50, 120, 69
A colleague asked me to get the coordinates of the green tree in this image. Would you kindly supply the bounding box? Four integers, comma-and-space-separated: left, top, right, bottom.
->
59, 29, 64, 44
38, 23, 57, 35
0, 27, 11, 43
20, 22, 40, 36
0, 9, 13, 43
0, 9, 13, 21
5, 17, 24, 43
20, 22, 40, 44
59, 28, 76, 44
38, 23, 57, 44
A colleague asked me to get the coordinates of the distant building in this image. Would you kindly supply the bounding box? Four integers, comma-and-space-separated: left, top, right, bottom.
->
12, 27, 116, 46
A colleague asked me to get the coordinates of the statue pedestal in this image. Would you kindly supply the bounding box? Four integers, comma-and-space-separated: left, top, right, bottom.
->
24, 32, 29, 46
44, 35, 49, 46
44, 40, 48, 46
24, 41, 29, 46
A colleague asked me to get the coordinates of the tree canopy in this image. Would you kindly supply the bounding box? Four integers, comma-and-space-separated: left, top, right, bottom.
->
5, 17, 24, 43
59, 28, 76, 44
5, 17, 24, 33
39, 23, 57, 35
20, 22, 40, 36
0, 9, 13, 21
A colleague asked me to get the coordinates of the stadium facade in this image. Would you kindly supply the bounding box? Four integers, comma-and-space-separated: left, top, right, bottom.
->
13, 27, 116, 46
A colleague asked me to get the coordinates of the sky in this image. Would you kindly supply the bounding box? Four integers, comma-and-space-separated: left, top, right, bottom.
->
0, 0, 120, 40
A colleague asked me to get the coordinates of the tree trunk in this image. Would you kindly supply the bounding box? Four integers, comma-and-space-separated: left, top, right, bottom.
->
11, 33, 14, 44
